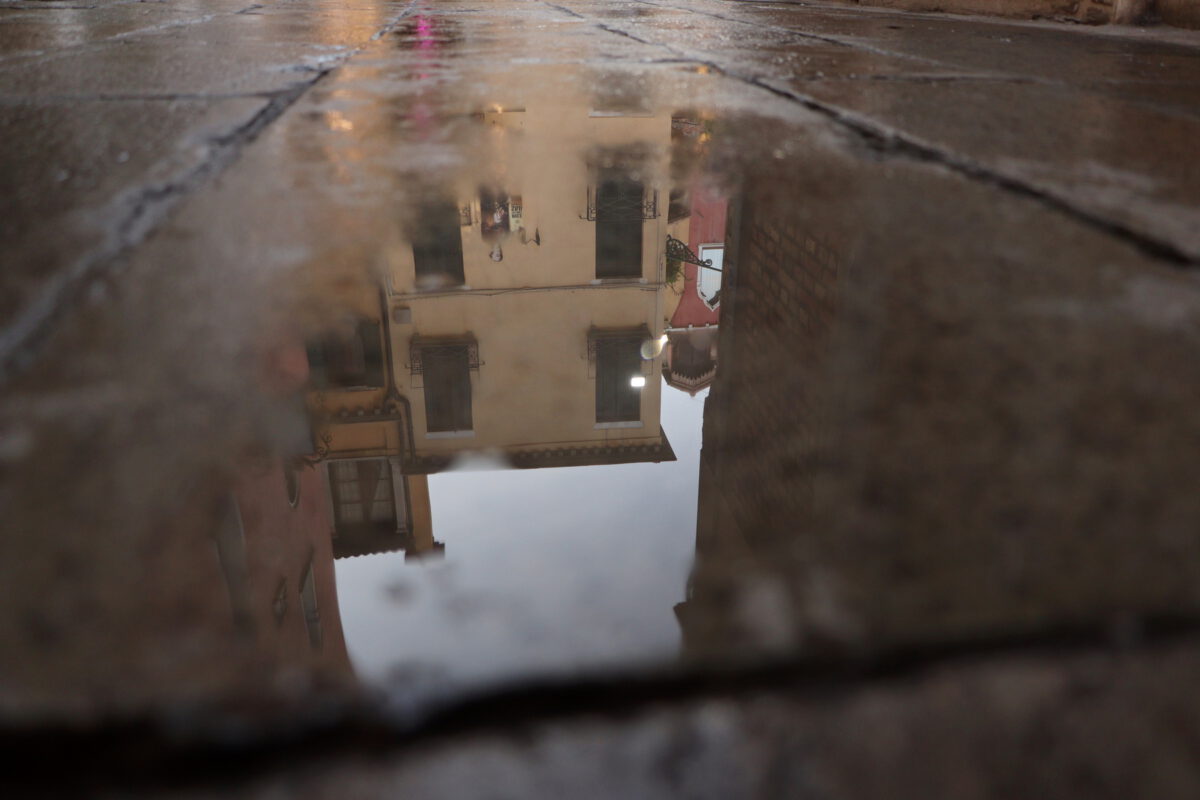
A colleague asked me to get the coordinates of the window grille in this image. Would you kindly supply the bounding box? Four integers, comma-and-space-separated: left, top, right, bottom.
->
410, 337, 478, 433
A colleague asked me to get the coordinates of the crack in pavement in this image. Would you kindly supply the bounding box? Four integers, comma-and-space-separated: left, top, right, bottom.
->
632, 0, 951, 67
538, 1, 586, 20
5, 614, 1200, 792
641, 0, 1200, 117
546, 0, 1198, 267
631, 0, 1200, 124
744, 74, 1197, 266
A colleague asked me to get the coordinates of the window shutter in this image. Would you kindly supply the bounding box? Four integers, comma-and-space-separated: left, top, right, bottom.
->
595, 336, 642, 422
595, 177, 644, 279
424, 345, 473, 432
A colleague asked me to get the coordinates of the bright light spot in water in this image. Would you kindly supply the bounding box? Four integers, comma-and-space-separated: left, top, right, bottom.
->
641, 337, 666, 359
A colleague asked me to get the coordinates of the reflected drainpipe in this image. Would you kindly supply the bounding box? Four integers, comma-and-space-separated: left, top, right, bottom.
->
378, 288, 417, 535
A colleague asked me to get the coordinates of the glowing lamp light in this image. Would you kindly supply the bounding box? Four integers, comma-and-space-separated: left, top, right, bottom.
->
630, 376, 647, 388
642, 334, 668, 360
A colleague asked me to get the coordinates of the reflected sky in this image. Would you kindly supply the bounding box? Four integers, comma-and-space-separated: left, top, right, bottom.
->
337, 380, 706, 698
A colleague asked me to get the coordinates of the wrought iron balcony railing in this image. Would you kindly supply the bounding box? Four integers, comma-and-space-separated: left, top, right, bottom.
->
408, 335, 481, 376
582, 186, 659, 222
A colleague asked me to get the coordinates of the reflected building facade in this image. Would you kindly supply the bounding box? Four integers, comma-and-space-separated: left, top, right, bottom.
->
213, 453, 352, 676
305, 90, 689, 560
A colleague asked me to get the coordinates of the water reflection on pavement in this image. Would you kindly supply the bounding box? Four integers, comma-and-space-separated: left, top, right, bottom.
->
3, 1, 1200, 751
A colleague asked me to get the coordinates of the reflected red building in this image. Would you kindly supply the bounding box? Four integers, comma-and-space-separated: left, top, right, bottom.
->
664, 168, 725, 397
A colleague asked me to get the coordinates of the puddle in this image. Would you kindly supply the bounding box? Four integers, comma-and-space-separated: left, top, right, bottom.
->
3, 2, 1200, 735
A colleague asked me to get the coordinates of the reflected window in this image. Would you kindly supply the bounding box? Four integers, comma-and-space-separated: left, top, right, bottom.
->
422, 344, 473, 432
299, 563, 322, 651
330, 459, 395, 526
668, 187, 690, 223
306, 320, 384, 389
595, 176, 645, 279
412, 200, 466, 287
594, 335, 643, 423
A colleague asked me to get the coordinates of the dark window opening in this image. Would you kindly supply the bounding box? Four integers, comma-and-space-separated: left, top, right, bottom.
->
306, 319, 384, 389
423, 344, 473, 432
595, 176, 645, 279
412, 201, 466, 287
668, 187, 690, 223
595, 336, 643, 423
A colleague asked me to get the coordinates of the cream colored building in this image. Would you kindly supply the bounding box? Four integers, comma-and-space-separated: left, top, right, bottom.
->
386, 103, 677, 471
306, 82, 680, 555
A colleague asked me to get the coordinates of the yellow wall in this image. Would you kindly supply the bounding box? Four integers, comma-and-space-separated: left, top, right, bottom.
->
386, 99, 675, 460
317, 416, 404, 460
396, 288, 666, 456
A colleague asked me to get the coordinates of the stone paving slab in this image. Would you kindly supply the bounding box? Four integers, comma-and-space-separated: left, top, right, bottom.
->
562, 0, 1200, 260
0, 97, 269, 325
0, 0, 413, 366
114, 638, 1200, 799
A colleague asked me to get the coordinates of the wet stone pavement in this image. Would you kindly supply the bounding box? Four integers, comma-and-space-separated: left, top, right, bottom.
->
3, 0, 1200, 796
